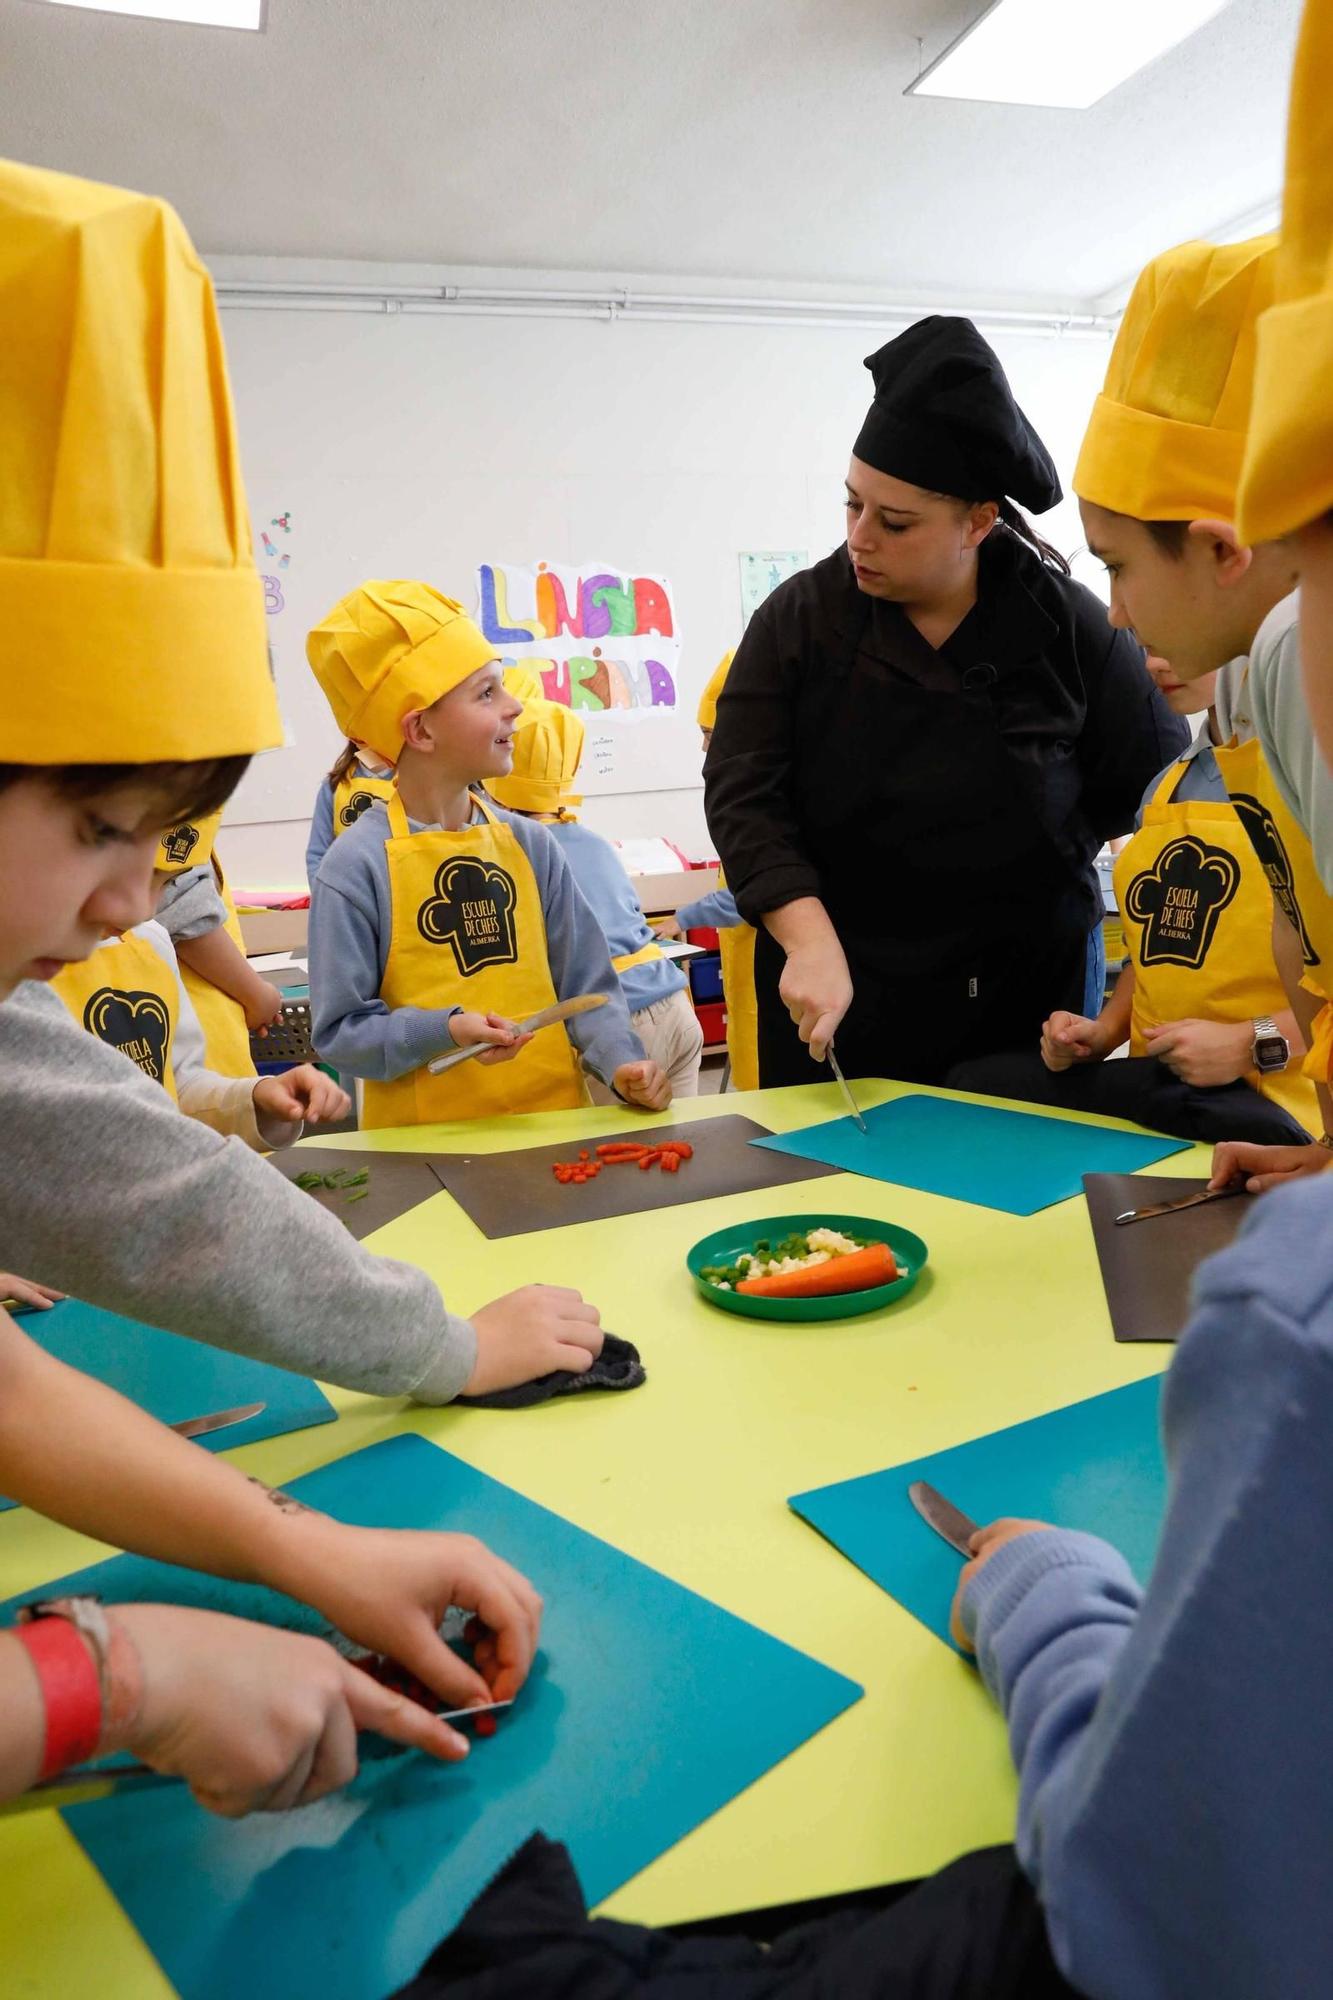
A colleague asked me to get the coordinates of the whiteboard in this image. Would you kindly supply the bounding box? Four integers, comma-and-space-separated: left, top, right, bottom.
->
217, 302, 1108, 831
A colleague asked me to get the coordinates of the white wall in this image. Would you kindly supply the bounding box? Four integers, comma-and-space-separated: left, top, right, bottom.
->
216, 288, 1112, 887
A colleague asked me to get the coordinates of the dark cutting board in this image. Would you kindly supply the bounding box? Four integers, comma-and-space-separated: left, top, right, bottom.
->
269, 1145, 448, 1240
427, 1114, 841, 1239
1082, 1173, 1256, 1343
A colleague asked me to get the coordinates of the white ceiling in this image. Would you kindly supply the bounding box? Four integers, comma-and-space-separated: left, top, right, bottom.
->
0, 0, 1304, 308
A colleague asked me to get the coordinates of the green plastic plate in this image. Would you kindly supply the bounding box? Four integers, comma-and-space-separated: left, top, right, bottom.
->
687, 1212, 929, 1323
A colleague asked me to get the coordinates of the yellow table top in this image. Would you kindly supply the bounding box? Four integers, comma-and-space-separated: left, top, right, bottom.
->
0, 1080, 1203, 1993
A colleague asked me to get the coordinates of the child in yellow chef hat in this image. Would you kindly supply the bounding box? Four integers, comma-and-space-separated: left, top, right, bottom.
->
0, 158, 545, 1819
306, 580, 669, 1126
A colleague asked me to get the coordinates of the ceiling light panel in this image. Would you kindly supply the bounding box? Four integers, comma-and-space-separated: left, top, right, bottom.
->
907, 0, 1233, 110
31, 0, 263, 27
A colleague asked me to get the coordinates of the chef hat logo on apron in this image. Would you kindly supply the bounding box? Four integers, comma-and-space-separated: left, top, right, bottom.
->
160, 823, 201, 868
338, 791, 379, 829
1124, 837, 1242, 970
1229, 793, 1319, 966
417, 858, 519, 977
82, 988, 172, 1084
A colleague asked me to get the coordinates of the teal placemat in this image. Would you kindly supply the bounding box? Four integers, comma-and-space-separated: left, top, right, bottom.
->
753, 1094, 1190, 1214
0, 1299, 335, 1513
790, 1375, 1166, 1650
10, 1435, 861, 1999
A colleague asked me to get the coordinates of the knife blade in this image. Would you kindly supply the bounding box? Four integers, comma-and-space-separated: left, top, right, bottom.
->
2, 1700, 516, 1814
827, 1043, 868, 1133
908, 1479, 980, 1557
427, 993, 608, 1074
1114, 1182, 1247, 1226
169, 1401, 267, 1440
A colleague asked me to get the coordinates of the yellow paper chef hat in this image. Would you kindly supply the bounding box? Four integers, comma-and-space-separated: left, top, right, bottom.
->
696, 650, 736, 732
1237, 1, 1333, 544
0, 159, 279, 765
488, 699, 584, 815
306, 580, 497, 764
502, 664, 544, 704
156, 808, 222, 877
1074, 234, 1278, 522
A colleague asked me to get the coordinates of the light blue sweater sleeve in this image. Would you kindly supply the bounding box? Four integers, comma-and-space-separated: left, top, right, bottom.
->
308, 802, 644, 1086
676, 885, 742, 930
547, 821, 687, 1013
960, 1175, 1333, 2000
306, 778, 336, 893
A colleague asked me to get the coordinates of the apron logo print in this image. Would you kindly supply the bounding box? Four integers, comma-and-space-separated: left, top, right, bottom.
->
1230, 792, 1319, 967
417, 858, 519, 976
338, 791, 379, 829
160, 823, 200, 867
1125, 835, 1241, 968
83, 987, 171, 1084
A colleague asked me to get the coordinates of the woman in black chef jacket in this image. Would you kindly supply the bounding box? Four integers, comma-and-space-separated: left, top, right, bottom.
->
703, 316, 1189, 1087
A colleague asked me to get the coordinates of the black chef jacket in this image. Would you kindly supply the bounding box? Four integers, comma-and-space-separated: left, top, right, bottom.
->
704, 528, 1189, 1086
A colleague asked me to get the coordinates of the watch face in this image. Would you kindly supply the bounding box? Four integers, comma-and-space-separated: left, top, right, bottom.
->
1254, 1035, 1289, 1072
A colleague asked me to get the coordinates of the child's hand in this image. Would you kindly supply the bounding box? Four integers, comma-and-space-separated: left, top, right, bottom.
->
948, 1518, 1055, 1652
1209, 1140, 1332, 1194
1143, 1018, 1254, 1086
110, 1603, 472, 1818
448, 1012, 534, 1066
243, 979, 284, 1034
613, 1060, 671, 1110
0, 1273, 66, 1312
468, 1282, 604, 1395
656, 914, 684, 940
253, 1066, 350, 1128
1040, 1011, 1106, 1072
264, 1521, 544, 1711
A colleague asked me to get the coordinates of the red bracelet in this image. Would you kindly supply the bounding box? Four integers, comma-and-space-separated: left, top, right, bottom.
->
13, 1617, 103, 1778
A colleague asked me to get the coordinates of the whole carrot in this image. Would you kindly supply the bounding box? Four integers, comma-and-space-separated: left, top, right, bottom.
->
736, 1244, 897, 1298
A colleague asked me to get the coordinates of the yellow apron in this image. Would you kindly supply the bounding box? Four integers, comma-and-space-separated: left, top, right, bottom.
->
1214, 732, 1333, 1085
178, 857, 258, 1081
52, 931, 180, 1100
716, 872, 759, 1093
1113, 757, 1321, 1133
332, 769, 396, 838
363, 791, 589, 1127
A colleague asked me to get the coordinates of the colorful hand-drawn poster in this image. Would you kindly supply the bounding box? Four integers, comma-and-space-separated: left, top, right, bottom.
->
474, 560, 681, 714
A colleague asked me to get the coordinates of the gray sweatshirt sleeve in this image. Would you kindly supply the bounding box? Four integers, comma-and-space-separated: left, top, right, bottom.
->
0, 980, 477, 1402
156, 863, 229, 943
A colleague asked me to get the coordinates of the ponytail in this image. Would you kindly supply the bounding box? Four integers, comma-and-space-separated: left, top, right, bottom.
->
328, 739, 360, 788
995, 498, 1070, 575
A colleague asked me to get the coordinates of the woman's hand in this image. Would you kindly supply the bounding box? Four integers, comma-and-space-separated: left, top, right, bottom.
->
112, 1603, 473, 1818
779, 938, 853, 1063
1143, 1018, 1254, 1087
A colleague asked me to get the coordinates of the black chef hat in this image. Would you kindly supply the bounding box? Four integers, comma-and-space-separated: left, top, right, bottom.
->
853, 316, 1062, 514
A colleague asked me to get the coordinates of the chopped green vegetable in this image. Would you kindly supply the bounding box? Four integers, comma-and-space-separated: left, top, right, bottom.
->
345, 1188, 370, 1204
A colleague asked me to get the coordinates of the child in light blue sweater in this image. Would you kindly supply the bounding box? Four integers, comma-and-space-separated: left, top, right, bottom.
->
489, 701, 705, 1096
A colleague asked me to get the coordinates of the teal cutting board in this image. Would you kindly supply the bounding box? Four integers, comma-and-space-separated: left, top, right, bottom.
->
9, 1435, 861, 1999
0, 1298, 335, 1512
753, 1093, 1189, 1214
790, 1375, 1167, 1650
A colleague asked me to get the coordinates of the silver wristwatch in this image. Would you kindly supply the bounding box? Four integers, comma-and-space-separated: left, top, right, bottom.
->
1251, 1016, 1291, 1073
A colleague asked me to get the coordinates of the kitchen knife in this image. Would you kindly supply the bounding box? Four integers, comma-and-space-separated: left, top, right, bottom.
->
169, 1402, 267, 1440
427, 993, 608, 1074
2, 1701, 515, 1814
1114, 1182, 1247, 1226
827, 1044, 868, 1133
908, 1479, 980, 1558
